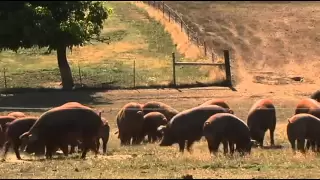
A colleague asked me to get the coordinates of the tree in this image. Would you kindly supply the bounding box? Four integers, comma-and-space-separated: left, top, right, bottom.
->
0, 1, 112, 90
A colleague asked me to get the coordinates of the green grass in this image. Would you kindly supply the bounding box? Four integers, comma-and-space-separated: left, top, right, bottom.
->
0, 1, 223, 90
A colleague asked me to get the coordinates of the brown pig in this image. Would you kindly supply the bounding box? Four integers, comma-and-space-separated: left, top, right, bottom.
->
158, 105, 232, 153
287, 113, 320, 153
203, 113, 254, 156
247, 99, 277, 147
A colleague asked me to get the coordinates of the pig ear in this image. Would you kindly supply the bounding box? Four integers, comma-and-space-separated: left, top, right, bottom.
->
157, 125, 167, 134
228, 109, 234, 114
287, 118, 290, 123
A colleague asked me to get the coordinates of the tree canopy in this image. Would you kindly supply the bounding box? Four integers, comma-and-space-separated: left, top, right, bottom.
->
0, 1, 112, 89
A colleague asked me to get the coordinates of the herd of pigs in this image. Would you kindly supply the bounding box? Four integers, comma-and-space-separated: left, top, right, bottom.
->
0, 90, 320, 162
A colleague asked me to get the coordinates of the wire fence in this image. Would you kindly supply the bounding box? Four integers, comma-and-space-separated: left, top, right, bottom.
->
142, 1, 221, 62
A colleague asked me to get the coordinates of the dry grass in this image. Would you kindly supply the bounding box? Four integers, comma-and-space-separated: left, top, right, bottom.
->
164, 1, 320, 87
1, 87, 320, 178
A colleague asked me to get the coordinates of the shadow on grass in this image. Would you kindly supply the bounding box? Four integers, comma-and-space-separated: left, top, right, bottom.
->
0, 89, 113, 112
0, 80, 235, 111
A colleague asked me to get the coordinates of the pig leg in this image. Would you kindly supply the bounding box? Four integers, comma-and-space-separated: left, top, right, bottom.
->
178, 140, 185, 153
80, 138, 96, 159
147, 134, 152, 143
269, 128, 275, 146
211, 139, 221, 156
96, 138, 100, 153
13, 141, 22, 160
102, 138, 108, 154
2, 140, 12, 160
311, 140, 316, 152
297, 139, 305, 153
206, 141, 214, 155
186, 140, 196, 153
222, 140, 228, 155
229, 141, 235, 155
45, 143, 55, 159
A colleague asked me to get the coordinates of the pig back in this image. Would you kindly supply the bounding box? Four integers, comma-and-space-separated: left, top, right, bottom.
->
167, 105, 229, 140
29, 107, 102, 137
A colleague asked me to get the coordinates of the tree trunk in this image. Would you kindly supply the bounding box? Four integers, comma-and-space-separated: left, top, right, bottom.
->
57, 45, 74, 90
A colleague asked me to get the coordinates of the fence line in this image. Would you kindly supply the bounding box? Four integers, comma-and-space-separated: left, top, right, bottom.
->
142, 1, 219, 62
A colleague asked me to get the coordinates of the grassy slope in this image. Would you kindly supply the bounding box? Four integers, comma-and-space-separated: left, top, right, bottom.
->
0, 1, 220, 89
164, 1, 320, 85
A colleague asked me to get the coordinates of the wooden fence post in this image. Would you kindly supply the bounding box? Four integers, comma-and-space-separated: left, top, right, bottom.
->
224, 50, 232, 87
162, 1, 164, 18
3, 67, 7, 89
168, 10, 171, 22
133, 60, 136, 88
212, 52, 214, 62
172, 52, 176, 87
180, 19, 183, 32
187, 29, 189, 41
196, 33, 199, 47
204, 41, 207, 56
78, 61, 82, 86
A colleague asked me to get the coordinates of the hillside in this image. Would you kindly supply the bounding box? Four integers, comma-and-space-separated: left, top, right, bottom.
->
164, 1, 320, 87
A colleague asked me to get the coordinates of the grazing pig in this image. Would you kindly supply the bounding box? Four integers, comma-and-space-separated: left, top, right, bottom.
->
310, 90, 320, 102
19, 106, 102, 159
294, 98, 320, 150
286, 113, 320, 153
2, 117, 39, 160
247, 99, 276, 147
158, 105, 232, 152
96, 117, 110, 154
7, 112, 26, 119
203, 113, 254, 155
142, 101, 179, 121
116, 102, 144, 145
141, 112, 168, 143
199, 99, 234, 114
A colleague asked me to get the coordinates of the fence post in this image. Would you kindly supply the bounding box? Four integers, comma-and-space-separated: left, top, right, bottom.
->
196, 33, 199, 47
172, 52, 176, 87
133, 60, 136, 88
180, 19, 183, 32
78, 61, 82, 86
204, 41, 207, 56
224, 50, 232, 87
162, 1, 164, 18
168, 9, 171, 22
212, 52, 214, 62
3, 67, 7, 89
187, 29, 189, 41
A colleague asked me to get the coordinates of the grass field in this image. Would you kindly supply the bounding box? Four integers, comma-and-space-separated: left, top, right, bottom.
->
0, 1, 224, 90
1, 1, 320, 179
1, 88, 320, 178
